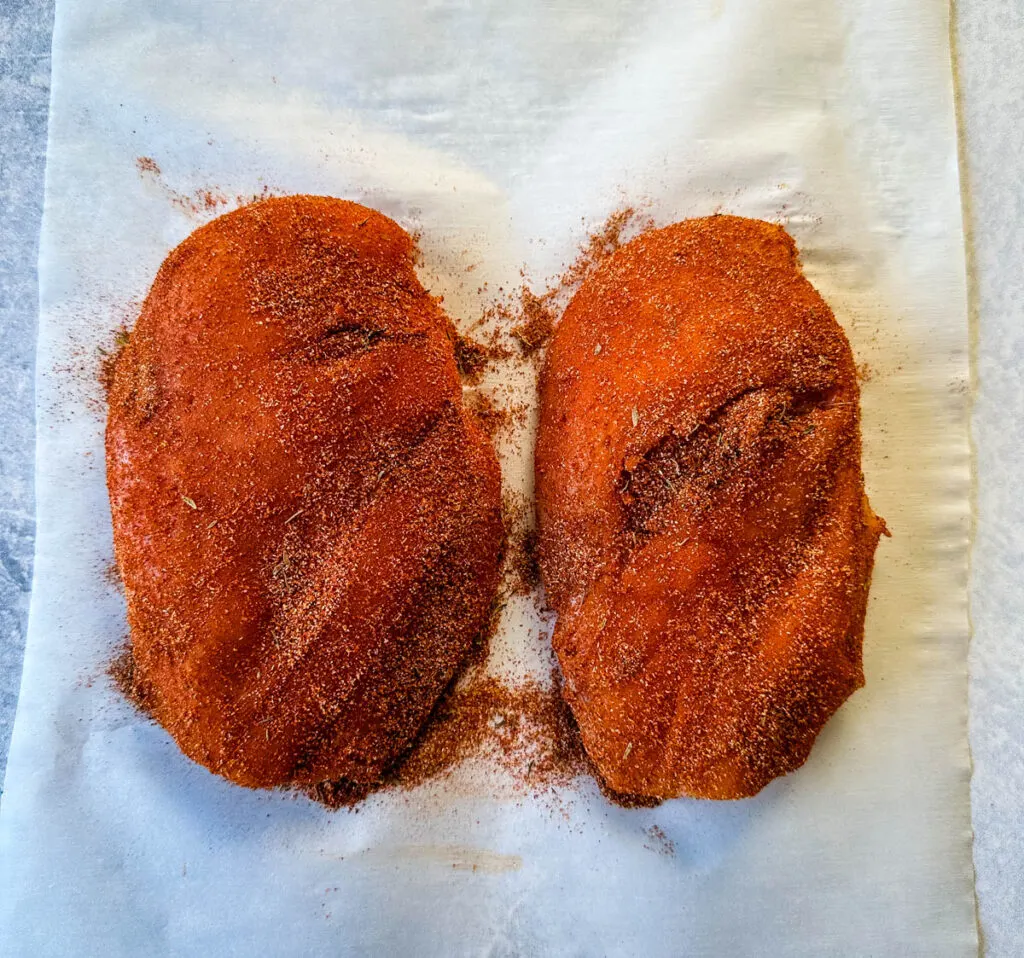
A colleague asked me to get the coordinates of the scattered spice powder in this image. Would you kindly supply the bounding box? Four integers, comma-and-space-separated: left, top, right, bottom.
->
109, 645, 156, 715
306, 672, 589, 809
453, 333, 491, 384
96, 325, 130, 397
493, 208, 644, 361
501, 490, 541, 598
102, 561, 123, 591
511, 527, 541, 598
643, 825, 677, 857
393, 674, 588, 791
467, 392, 512, 442
510, 288, 556, 355
133, 154, 274, 218
560, 206, 641, 290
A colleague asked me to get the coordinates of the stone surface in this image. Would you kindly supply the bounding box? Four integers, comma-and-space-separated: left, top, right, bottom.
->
0, 0, 1022, 952
0, 0, 53, 788
956, 4, 1024, 955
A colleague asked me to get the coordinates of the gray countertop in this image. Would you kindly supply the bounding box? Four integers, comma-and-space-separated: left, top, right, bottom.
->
1, 0, 1021, 953
0, 0, 51, 781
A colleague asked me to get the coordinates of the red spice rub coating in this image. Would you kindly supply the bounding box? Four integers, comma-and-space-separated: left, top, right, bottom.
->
535, 215, 886, 800
106, 196, 503, 789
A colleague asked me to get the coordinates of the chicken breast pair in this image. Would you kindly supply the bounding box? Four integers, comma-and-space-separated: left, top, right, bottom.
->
106, 197, 884, 802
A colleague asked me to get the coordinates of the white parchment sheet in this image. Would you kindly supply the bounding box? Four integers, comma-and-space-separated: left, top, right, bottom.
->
0, 1, 974, 955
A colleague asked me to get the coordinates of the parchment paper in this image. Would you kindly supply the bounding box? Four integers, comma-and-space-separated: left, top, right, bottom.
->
0, 1, 975, 955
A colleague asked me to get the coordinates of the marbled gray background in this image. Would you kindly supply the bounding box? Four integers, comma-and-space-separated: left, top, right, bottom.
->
956, 4, 1024, 955
0, 0, 1021, 953
0, 0, 52, 783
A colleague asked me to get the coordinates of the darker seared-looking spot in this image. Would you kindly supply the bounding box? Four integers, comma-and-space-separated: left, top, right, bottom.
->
620, 385, 840, 534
